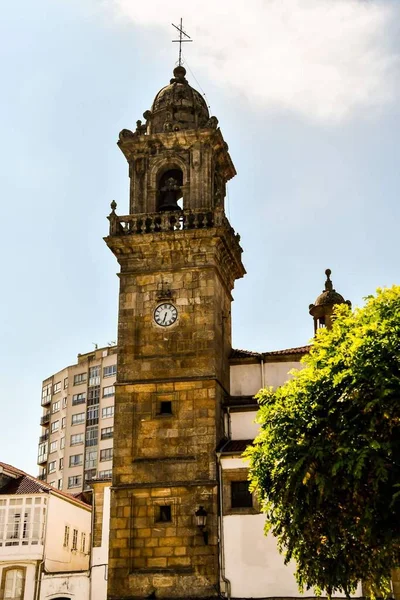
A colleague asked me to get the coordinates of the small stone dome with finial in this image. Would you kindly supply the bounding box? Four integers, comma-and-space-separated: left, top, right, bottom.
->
144, 65, 210, 134
312, 269, 349, 308
309, 269, 351, 333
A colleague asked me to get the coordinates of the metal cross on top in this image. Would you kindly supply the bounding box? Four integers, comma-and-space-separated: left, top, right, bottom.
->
172, 18, 192, 67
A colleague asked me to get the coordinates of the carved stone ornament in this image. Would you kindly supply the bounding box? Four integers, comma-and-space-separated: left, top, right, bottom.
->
205, 116, 219, 129
119, 129, 135, 140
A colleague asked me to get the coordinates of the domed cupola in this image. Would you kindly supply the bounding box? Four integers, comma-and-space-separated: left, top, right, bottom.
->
309, 269, 351, 334
146, 66, 210, 134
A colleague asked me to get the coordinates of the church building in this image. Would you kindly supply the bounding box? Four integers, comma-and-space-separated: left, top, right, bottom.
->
103, 62, 352, 600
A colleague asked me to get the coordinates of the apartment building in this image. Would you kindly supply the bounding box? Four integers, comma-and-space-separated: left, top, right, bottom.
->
37, 345, 117, 493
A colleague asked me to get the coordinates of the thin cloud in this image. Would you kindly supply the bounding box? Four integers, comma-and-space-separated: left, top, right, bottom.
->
111, 0, 399, 123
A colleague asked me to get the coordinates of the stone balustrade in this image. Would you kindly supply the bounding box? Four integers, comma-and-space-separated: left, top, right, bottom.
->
107, 205, 230, 237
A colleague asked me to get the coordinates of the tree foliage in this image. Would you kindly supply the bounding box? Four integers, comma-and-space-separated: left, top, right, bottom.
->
246, 286, 400, 598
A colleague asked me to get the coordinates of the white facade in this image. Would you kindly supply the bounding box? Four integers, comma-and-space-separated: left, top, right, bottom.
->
0, 463, 91, 600
230, 360, 304, 397
90, 485, 110, 600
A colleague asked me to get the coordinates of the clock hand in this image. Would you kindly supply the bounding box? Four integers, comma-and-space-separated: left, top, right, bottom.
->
162, 313, 167, 324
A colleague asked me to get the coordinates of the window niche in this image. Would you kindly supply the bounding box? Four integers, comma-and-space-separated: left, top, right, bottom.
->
222, 469, 258, 515
157, 169, 184, 212
156, 505, 172, 523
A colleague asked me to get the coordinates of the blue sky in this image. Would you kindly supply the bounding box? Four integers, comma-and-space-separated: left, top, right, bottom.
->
1, 0, 399, 474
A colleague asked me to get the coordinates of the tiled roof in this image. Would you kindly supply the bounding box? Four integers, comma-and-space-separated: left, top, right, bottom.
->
231, 345, 311, 359
220, 439, 254, 454
230, 349, 262, 359
0, 462, 91, 509
1, 476, 49, 495
264, 345, 311, 356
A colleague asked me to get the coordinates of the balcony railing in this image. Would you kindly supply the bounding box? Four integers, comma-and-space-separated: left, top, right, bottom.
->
39, 432, 49, 443
72, 397, 86, 406
107, 206, 236, 237
37, 473, 46, 481
40, 412, 50, 426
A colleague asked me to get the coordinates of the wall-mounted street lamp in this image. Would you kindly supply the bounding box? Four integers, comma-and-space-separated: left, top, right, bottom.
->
195, 506, 208, 545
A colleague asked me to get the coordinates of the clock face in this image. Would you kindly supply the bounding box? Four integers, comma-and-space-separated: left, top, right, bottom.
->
154, 303, 178, 327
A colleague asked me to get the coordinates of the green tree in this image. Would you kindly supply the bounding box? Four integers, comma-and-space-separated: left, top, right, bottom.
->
246, 286, 400, 598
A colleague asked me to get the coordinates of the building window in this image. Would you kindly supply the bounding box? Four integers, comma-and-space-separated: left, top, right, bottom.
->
50, 420, 59, 433
59, 457, 64, 470
85, 449, 97, 470
101, 426, 113, 440
52, 400, 60, 414
68, 475, 82, 489
84, 469, 97, 484
63, 525, 70, 547
103, 385, 115, 398
87, 386, 100, 406
103, 364, 116, 378
231, 481, 253, 508
158, 401, 172, 415
71, 433, 84, 445
3, 567, 25, 599
72, 528, 78, 551
37, 443, 47, 463
156, 505, 172, 523
60, 437, 65, 449
53, 381, 61, 394
86, 406, 99, 425
100, 448, 113, 462
71, 413, 85, 426
89, 365, 100, 386
48, 461, 56, 473
62, 397, 67, 409
49, 441, 57, 453
72, 392, 86, 406
69, 454, 83, 467
61, 416, 66, 429
85, 426, 98, 447
102, 406, 114, 419
81, 532, 86, 553
98, 469, 112, 479
64, 377, 68, 389
41, 383, 52, 405
1, 497, 46, 548
57, 479, 63, 490
73, 372, 87, 385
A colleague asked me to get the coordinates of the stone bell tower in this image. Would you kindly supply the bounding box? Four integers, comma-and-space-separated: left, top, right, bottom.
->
105, 65, 245, 600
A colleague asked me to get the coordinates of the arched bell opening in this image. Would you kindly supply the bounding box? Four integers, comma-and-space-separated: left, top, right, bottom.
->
157, 168, 184, 212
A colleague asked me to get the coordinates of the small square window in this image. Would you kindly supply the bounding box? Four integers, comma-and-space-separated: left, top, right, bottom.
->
158, 401, 172, 415
157, 505, 172, 522
231, 481, 253, 508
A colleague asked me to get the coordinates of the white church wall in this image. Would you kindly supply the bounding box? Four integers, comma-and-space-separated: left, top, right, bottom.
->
230, 411, 259, 440
264, 360, 303, 389
230, 364, 262, 397
230, 360, 303, 399
221, 458, 362, 599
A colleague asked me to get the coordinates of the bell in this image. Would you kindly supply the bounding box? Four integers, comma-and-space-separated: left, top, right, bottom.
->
159, 177, 182, 212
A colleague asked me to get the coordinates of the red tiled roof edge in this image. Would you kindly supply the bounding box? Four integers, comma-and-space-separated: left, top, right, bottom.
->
231, 345, 311, 359
0, 461, 91, 510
